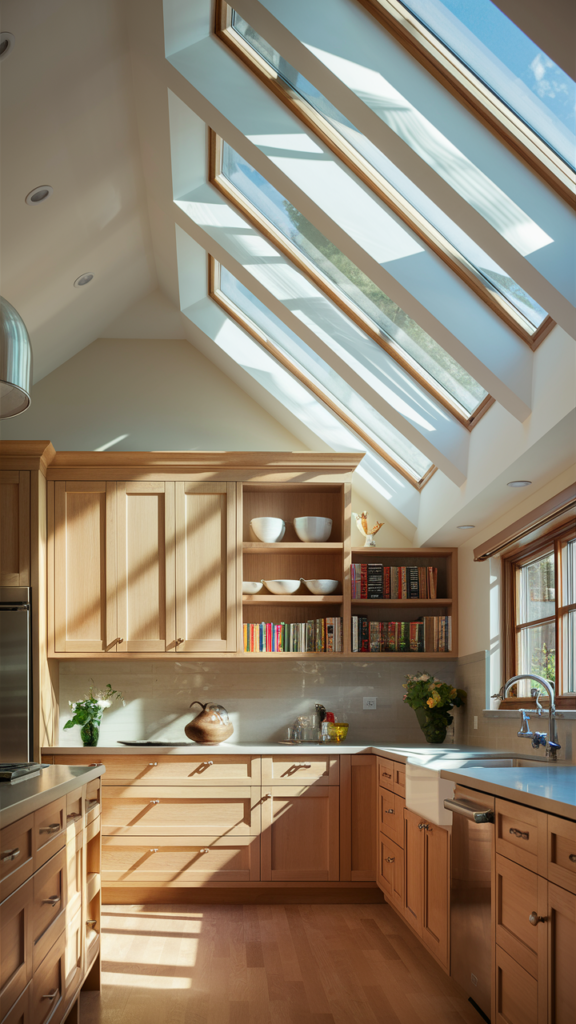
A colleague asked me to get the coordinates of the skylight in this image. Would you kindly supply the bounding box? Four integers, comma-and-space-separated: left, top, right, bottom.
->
215, 139, 489, 419
227, 10, 550, 338
213, 261, 434, 484
396, 0, 576, 173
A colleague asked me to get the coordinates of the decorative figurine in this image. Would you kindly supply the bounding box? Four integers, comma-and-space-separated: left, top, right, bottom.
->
354, 510, 385, 547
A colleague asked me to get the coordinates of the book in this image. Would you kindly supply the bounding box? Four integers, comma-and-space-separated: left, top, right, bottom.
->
367, 563, 384, 599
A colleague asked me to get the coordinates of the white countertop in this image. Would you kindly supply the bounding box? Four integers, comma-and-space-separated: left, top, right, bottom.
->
440, 765, 576, 819
43, 743, 518, 762
0, 764, 105, 829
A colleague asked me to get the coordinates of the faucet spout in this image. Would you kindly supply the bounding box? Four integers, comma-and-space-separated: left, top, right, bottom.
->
503, 674, 560, 760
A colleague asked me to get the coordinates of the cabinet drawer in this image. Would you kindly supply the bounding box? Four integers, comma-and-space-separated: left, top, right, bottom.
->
377, 833, 404, 912
378, 790, 404, 847
1, 814, 34, 902
2, 983, 30, 1024
0, 878, 33, 1020
101, 786, 261, 836
377, 758, 394, 792
495, 799, 546, 873
53, 754, 261, 786
261, 756, 338, 786
65, 789, 84, 836
494, 944, 539, 1024
63, 907, 83, 1003
494, 854, 547, 980
30, 930, 65, 1024
85, 777, 101, 823
32, 849, 66, 970
33, 800, 66, 871
102, 835, 260, 883
392, 764, 405, 798
547, 814, 576, 894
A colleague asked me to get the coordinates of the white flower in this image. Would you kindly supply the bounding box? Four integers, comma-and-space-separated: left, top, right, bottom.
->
69, 702, 77, 710
97, 699, 111, 709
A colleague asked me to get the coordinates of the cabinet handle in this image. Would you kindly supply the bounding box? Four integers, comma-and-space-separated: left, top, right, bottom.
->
203, 761, 214, 766
266, 793, 272, 799
149, 848, 159, 853
88, 763, 103, 767
384, 808, 395, 814
1, 848, 20, 861
150, 800, 160, 805
42, 895, 61, 906
569, 854, 576, 863
39, 823, 60, 834
385, 857, 395, 863
528, 912, 547, 926
509, 827, 529, 840
382, 772, 392, 779
86, 920, 97, 925
418, 822, 430, 830
175, 638, 184, 645
42, 991, 59, 1000
200, 849, 210, 854
148, 763, 158, 767
67, 812, 81, 821
86, 799, 99, 809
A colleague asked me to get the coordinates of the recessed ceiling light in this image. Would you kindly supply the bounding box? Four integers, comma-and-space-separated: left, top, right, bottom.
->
457, 525, 475, 529
25, 185, 53, 206
0, 33, 15, 61
73, 273, 94, 288
507, 480, 532, 488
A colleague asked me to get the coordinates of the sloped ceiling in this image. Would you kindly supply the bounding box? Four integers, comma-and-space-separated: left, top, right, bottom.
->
0, 0, 574, 545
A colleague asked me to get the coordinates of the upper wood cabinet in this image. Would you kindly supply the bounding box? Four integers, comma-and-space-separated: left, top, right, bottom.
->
0, 470, 30, 586
49, 479, 236, 655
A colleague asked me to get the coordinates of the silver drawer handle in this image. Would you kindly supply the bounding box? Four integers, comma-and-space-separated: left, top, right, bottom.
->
148, 762, 158, 766
203, 761, 214, 766
509, 827, 529, 840
1, 848, 20, 861
150, 800, 160, 805
443, 797, 494, 823
200, 848, 210, 854
42, 895, 61, 906
385, 856, 395, 863
39, 823, 60, 834
528, 912, 547, 926
42, 990, 59, 1000
384, 808, 395, 814
266, 793, 272, 799
149, 848, 159, 853
569, 854, 576, 863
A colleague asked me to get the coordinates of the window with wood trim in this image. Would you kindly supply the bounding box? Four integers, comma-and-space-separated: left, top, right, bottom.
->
215, 2, 555, 347
503, 524, 576, 702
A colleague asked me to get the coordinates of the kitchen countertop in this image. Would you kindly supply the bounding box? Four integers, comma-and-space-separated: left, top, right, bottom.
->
42, 743, 517, 762
0, 764, 105, 830
440, 765, 576, 819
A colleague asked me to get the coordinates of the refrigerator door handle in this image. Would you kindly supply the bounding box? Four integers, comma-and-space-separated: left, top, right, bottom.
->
443, 797, 494, 823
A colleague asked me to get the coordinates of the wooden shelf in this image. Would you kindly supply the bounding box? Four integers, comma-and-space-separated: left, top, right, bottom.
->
351, 547, 456, 556
243, 595, 342, 604
243, 542, 343, 552
351, 598, 452, 606
239, 651, 456, 659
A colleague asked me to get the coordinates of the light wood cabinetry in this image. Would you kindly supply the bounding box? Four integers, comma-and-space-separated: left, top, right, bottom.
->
377, 833, 404, 912
1, 813, 34, 902
0, 470, 30, 586
400, 807, 449, 969
0, 878, 33, 1019
101, 785, 261, 837
261, 786, 339, 881
101, 835, 260, 884
339, 755, 375, 882
261, 755, 338, 786
547, 814, 576, 894
54, 754, 261, 786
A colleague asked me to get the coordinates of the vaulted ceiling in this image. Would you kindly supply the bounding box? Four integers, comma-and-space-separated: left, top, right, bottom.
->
1, 0, 574, 544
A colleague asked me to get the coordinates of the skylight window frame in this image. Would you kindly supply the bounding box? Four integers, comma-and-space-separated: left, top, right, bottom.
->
354, 0, 576, 209
210, 129, 494, 430
209, 256, 437, 489
215, 1, 556, 350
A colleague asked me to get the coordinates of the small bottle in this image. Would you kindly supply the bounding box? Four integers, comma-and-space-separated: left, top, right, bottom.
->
321, 711, 335, 743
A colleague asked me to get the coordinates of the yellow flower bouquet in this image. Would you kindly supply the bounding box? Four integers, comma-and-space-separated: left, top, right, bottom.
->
403, 673, 466, 744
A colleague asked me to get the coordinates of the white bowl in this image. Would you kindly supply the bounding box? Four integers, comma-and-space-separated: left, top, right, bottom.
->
242, 581, 264, 595
293, 516, 333, 542
301, 578, 339, 595
261, 579, 301, 595
250, 517, 286, 543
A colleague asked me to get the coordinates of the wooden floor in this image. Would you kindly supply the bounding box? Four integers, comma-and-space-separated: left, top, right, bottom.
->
81, 903, 483, 1024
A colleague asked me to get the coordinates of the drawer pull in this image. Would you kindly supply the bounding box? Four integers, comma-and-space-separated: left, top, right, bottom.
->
176, 638, 184, 645
509, 827, 529, 840
42, 895, 61, 906
266, 793, 272, 799
382, 771, 392, 778
384, 808, 395, 814
150, 800, 160, 805
67, 812, 81, 821
39, 823, 60, 834
528, 912, 547, 926
149, 849, 159, 853
1, 848, 20, 861
200, 849, 210, 854
385, 856, 395, 863
569, 854, 576, 863
148, 763, 158, 766
42, 991, 59, 1000
87, 799, 99, 809
203, 761, 214, 766
418, 822, 431, 830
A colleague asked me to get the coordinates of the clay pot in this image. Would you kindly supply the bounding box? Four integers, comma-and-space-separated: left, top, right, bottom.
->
184, 701, 234, 744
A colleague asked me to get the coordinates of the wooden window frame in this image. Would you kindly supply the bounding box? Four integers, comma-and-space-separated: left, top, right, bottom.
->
356, 0, 576, 211
208, 255, 436, 490
215, 0, 556, 349
502, 523, 576, 707
209, 129, 494, 430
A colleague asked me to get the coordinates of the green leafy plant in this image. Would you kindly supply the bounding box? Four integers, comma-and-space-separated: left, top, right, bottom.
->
64, 683, 124, 746
403, 673, 466, 743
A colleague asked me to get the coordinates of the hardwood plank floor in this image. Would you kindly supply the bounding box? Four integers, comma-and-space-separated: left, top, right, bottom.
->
81, 903, 482, 1024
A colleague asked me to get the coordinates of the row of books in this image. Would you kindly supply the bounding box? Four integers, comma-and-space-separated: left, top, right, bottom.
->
351, 616, 452, 652
351, 564, 438, 600
243, 618, 343, 653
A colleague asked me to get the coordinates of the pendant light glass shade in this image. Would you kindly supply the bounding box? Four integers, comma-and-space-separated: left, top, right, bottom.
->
0, 296, 32, 417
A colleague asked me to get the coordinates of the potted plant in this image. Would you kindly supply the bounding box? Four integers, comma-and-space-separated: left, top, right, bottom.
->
403, 673, 466, 744
64, 683, 124, 746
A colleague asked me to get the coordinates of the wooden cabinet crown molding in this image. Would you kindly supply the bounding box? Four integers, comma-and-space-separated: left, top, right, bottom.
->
0, 441, 55, 474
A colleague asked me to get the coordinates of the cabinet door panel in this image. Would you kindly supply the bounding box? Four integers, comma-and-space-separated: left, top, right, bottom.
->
403, 809, 423, 936
102, 835, 260, 883
117, 482, 174, 652
421, 820, 449, 969
0, 878, 33, 1020
101, 786, 260, 836
0, 813, 34, 902
547, 815, 576, 895
0, 470, 30, 585
495, 855, 546, 980
175, 482, 236, 652
495, 945, 539, 1024
377, 833, 404, 912
53, 481, 116, 653
64, 906, 83, 1004
32, 847, 66, 969
547, 882, 576, 1023
378, 789, 404, 847
30, 930, 65, 1024
261, 787, 339, 881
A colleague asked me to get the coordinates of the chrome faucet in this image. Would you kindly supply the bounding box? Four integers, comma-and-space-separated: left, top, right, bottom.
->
502, 674, 561, 760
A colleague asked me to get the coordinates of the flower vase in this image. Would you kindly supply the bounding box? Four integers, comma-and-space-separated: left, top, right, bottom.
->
414, 706, 448, 745
80, 720, 100, 747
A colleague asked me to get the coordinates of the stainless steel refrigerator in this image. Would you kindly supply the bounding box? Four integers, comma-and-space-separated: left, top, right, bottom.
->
0, 586, 32, 762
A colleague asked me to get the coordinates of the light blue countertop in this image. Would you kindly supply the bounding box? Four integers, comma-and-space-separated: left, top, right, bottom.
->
440, 765, 576, 819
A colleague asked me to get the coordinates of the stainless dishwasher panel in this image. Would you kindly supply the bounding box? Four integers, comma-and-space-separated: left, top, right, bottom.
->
447, 785, 494, 1021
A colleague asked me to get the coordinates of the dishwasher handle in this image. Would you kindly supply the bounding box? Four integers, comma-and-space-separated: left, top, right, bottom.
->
444, 797, 494, 823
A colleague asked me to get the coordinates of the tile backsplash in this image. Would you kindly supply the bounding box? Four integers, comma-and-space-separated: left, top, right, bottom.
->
58, 659, 458, 747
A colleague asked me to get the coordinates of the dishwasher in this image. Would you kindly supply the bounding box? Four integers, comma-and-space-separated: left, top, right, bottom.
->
444, 784, 495, 1022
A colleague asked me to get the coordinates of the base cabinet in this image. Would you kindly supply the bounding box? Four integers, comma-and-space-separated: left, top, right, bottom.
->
377, 833, 403, 912
261, 787, 339, 881
401, 808, 449, 969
